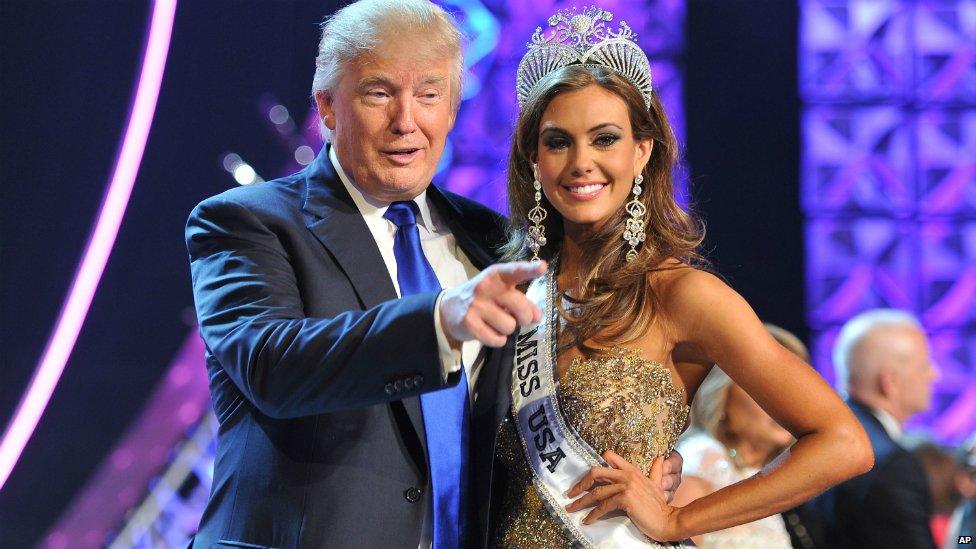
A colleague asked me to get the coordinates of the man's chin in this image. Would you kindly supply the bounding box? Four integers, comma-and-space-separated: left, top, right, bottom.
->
370, 170, 435, 201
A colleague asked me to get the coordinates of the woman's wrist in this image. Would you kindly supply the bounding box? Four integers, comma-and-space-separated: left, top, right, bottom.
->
640, 504, 687, 543
662, 504, 688, 541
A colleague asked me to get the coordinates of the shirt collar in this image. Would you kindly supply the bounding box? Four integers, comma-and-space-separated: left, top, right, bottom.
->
869, 406, 904, 442
328, 145, 435, 230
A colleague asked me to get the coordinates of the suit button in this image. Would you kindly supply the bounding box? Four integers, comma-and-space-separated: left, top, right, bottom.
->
413, 374, 424, 388
404, 487, 422, 503
403, 377, 415, 390
384, 383, 395, 395
394, 379, 404, 392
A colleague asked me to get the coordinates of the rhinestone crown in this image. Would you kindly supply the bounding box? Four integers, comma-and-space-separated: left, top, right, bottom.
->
515, 6, 653, 109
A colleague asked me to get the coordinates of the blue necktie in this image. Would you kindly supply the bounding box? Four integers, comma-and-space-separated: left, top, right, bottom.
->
384, 201, 469, 549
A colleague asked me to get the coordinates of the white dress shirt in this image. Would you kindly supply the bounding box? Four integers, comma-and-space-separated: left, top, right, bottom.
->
329, 147, 483, 393
329, 148, 484, 548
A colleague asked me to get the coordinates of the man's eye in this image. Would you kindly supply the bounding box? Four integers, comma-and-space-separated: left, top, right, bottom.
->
366, 90, 390, 99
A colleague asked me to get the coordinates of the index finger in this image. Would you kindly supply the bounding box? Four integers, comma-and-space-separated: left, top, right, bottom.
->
494, 260, 547, 286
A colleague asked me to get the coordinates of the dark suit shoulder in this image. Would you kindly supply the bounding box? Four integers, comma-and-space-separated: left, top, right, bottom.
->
436, 187, 509, 260
849, 402, 901, 463
190, 170, 306, 221
440, 188, 507, 226
873, 446, 926, 484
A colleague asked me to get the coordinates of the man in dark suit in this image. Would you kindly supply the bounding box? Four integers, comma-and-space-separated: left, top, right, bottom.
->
803, 309, 939, 549
186, 1, 549, 546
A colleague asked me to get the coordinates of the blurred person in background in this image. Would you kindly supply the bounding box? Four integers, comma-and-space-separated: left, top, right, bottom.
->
804, 309, 939, 549
671, 323, 808, 547
914, 443, 964, 546
944, 435, 976, 549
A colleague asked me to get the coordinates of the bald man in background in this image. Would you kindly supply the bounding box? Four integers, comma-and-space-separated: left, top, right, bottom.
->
803, 309, 939, 549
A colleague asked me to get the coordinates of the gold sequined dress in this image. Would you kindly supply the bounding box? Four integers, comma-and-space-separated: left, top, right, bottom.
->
493, 347, 690, 548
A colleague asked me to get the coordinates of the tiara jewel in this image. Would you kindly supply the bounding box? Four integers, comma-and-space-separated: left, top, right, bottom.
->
516, 6, 653, 109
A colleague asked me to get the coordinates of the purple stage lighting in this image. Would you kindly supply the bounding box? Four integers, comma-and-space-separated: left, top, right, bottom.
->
0, 0, 178, 491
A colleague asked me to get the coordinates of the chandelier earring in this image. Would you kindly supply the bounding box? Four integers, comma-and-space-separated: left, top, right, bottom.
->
623, 174, 647, 262
526, 167, 548, 261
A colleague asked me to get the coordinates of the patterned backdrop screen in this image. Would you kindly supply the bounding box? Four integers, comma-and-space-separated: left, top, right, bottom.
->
800, 0, 976, 442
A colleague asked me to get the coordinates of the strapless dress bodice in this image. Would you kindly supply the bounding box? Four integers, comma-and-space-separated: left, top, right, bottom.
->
493, 347, 690, 548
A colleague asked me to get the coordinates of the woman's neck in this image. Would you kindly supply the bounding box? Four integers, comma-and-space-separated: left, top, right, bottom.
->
717, 432, 769, 470
557, 217, 618, 291
556, 234, 585, 293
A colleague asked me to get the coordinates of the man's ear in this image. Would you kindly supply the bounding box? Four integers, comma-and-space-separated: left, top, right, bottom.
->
315, 91, 337, 131
877, 367, 899, 401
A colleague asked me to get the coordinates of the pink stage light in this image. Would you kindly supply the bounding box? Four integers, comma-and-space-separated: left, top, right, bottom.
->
0, 0, 178, 490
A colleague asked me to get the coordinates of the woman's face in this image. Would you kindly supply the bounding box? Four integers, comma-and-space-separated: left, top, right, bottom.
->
534, 84, 652, 237
724, 384, 794, 456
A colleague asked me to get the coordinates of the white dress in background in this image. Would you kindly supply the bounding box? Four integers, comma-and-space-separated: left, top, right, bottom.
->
676, 431, 793, 548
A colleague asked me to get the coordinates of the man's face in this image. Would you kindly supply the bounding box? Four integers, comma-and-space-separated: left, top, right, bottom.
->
889, 325, 938, 419
316, 43, 456, 202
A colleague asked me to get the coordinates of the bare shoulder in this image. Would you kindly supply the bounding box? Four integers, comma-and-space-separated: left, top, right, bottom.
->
649, 260, 754, 342
652, 262, 736, 311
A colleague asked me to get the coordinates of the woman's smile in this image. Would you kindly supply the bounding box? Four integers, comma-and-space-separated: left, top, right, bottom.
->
560, 181, 608, 201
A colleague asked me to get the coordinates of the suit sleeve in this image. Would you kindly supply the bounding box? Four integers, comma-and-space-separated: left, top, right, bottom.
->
860, 452, 937, 549
186, 195, 455, 419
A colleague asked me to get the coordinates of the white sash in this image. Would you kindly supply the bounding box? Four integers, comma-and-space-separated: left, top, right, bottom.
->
511, 273, 682, 548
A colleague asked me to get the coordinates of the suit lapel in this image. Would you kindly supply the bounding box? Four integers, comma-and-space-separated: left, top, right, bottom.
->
302, 147, 398, 309
301, 150, 506, 481
301, 146, 428, 473
426, 185, 495, 270
473, 338, 515, 435
427, 185, 511, 431
427, 183, 512, 441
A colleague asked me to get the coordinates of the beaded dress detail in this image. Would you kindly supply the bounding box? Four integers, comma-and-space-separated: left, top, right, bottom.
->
494, 347, 690, 548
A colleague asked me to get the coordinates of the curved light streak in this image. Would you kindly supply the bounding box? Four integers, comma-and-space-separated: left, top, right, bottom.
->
0, 0, 178, 490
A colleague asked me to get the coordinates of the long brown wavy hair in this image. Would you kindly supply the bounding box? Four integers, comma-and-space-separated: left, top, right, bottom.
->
500, 65, 706, 355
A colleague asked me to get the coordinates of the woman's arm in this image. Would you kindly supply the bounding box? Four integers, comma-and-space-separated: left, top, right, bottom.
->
566, 268, 873, 541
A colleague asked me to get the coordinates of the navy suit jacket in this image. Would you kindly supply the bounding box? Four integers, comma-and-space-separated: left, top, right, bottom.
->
186, 146, 513, 548
803, 399, 935, 549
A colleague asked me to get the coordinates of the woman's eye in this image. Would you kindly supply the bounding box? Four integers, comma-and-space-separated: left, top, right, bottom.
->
544, 137, 570, 150
594, 133, 621, 147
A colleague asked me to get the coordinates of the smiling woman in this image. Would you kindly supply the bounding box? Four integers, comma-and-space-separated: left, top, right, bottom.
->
501, 63, 702, 355
492, 6, 873, 548
535, 86, 652, 243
